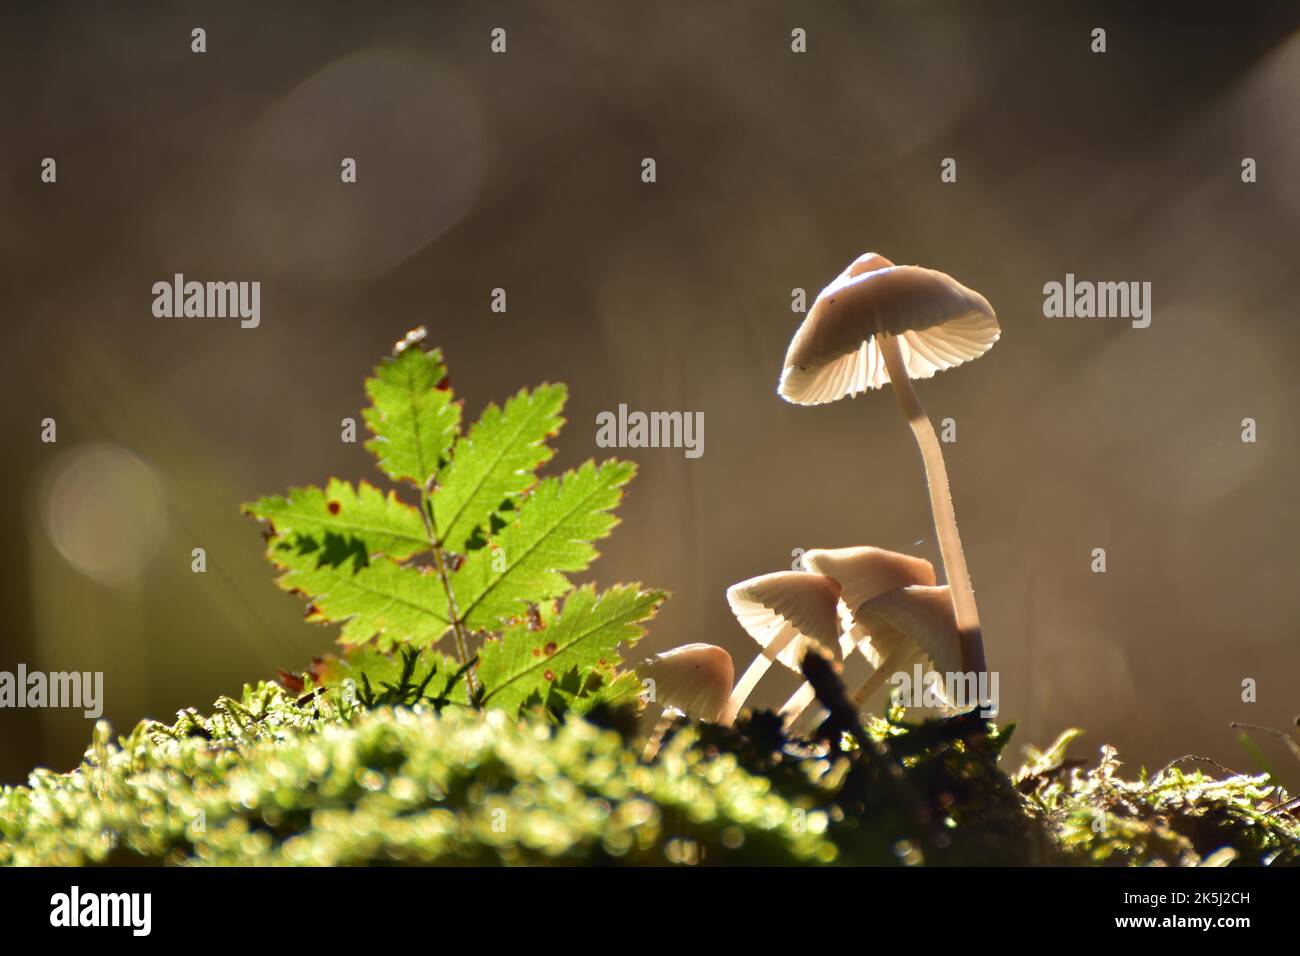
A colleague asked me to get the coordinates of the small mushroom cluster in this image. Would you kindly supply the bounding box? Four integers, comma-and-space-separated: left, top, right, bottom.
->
721, 252, 1001, 726
635, 545, 966, 737
779, 253, 998, 676
636, 253, 1000, 735
722, 546, 963, 730
780, 251, 993, 676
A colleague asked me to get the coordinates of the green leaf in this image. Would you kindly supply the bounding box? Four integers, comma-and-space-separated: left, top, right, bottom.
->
243, 478, 428, 560
246, 332, 665, 696
476, 584, 664, 713
363, 344, 461, 488
454, 459, 636, 630
564, 670, 646, 715
432, 383, 566, 554
315, 645, 464, 707
273, 558, 452, 650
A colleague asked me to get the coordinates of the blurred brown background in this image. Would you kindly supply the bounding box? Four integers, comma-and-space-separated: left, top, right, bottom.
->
2, 1, 1298, 785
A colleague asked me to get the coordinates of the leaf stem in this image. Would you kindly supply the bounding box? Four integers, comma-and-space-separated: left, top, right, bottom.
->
419, 486, 478, 697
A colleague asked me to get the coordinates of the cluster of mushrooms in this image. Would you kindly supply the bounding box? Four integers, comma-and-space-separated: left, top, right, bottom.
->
641, 253, 1001, 739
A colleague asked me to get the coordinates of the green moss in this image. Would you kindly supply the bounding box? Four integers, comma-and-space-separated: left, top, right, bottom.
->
1020, 733, 1298, 866
0, 684, 832, 866
2, 684, 1295, 866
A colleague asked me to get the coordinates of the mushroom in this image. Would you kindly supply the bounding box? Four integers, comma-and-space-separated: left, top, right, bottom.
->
778, 255, 999, 676
803, 546, 938, 643
838, 251, 897, 281
638, 642, 735, 759
720, 571, 841, 726
776, 546, 937, 730
846, 585, 965, 715
638, 642, 735, 723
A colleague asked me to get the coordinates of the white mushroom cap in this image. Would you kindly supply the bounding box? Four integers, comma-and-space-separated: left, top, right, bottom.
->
838, 251, 895, 280
802, 547, 937, 624
720, 571, 842, 726
638, 643, 735, 723
775, 548, 937, 732
779, 261, 1000, 405
725, 570, 841, 669
802, 546, 937, 665
850, 585, 964, 678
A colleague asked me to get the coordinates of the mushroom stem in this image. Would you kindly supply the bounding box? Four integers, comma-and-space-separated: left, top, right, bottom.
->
719, 655, 772, 727
642, 710, 677, 761
778, 681, 818, 727
877, 334, 986, 676
779, 633, 882, 731
850, 645, 917, 712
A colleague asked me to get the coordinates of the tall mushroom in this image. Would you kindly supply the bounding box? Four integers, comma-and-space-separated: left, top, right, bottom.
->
720, 571, 841, 726
777, 546, 937, 729
778, 255, 999, 676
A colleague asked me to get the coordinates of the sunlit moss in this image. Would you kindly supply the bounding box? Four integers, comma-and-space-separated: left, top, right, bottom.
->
0, 683, 829, 866
1, 684, 1295, 866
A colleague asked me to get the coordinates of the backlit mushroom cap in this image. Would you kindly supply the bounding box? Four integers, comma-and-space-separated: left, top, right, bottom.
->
726, 571, 841, 669
639, 643, 735, 723
779, 262, 1000, 405
850, 585, 964, 677
802, 546, 939, 668
838, 252, 895, 280
801, 546, 937, 617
